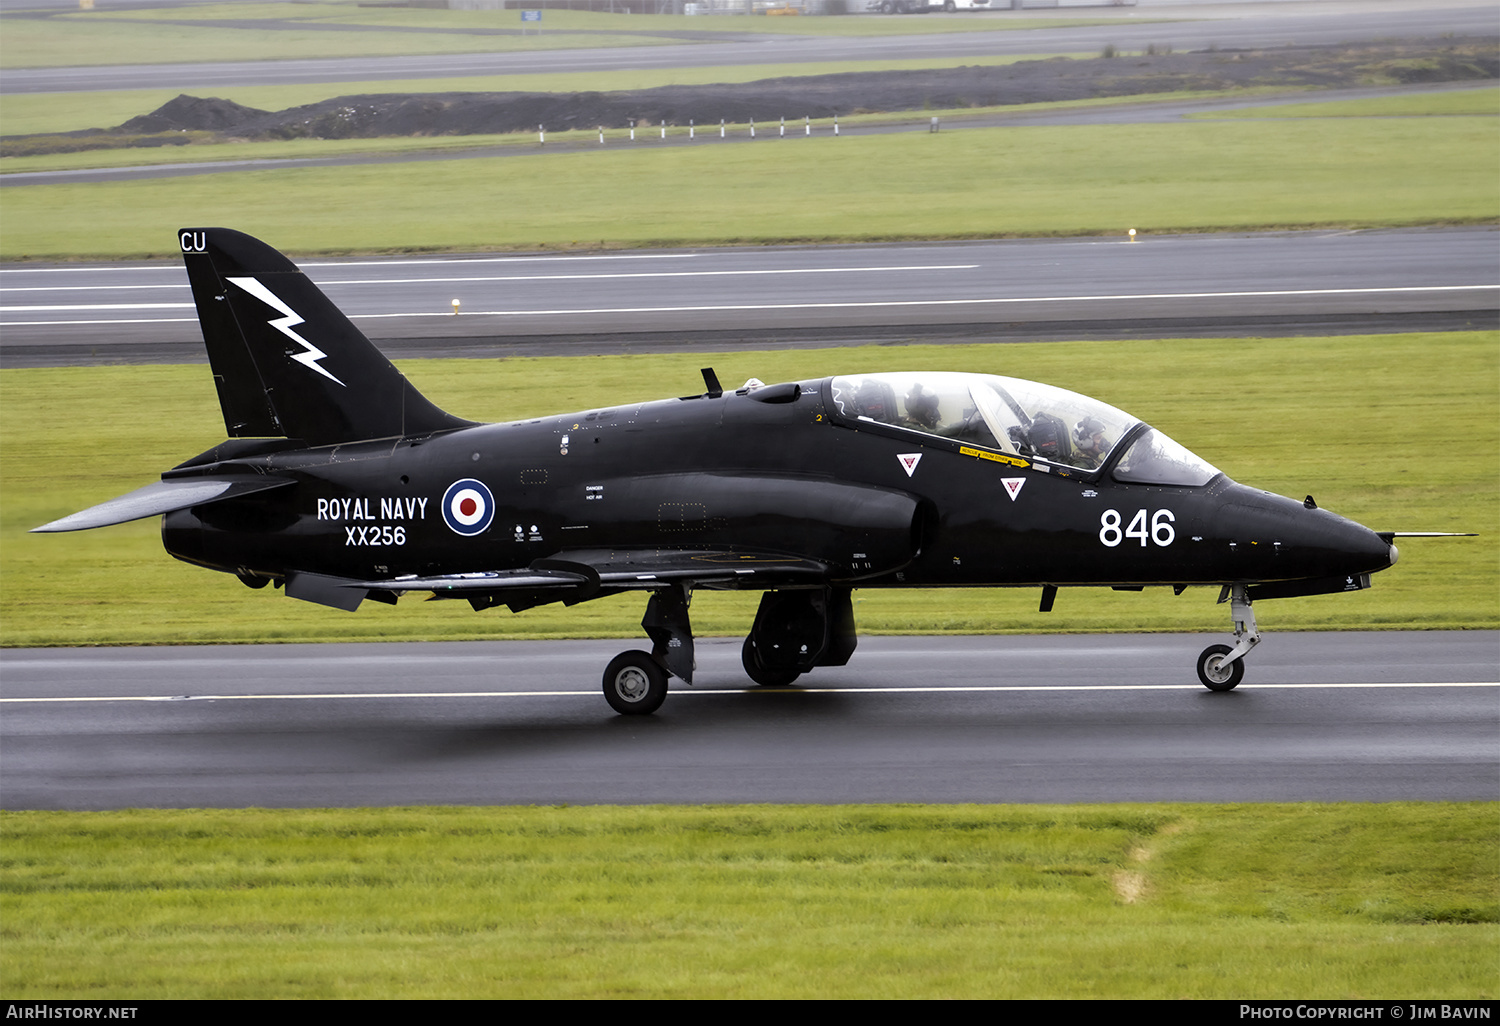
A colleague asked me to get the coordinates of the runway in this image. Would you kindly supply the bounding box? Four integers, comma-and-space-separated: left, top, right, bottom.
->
2, 632, 1495, 809
4, 228, 1495, 365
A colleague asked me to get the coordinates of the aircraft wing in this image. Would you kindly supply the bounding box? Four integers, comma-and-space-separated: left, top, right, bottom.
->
541, 548, 833, 589
360, 568, 596, 594
331, 548, 834, 613
357, 549, 831, 596
32, 476, 296, 533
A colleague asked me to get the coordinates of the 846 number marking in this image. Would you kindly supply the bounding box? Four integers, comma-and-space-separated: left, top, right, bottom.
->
1099, 508, 1175, 547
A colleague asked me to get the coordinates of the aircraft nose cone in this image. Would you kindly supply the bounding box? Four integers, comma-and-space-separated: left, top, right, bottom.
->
1297, 513, 1394, 577
1215, 484, 1396, 578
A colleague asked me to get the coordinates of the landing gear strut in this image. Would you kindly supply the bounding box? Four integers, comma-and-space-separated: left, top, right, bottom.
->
602, 583, 693, 716
1197, 583, 1259, 692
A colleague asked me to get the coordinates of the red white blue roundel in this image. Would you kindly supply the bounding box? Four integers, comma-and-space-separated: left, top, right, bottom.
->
442, 479, 494, 536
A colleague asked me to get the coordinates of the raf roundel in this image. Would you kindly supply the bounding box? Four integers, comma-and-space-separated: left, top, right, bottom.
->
442, 478, 494, 536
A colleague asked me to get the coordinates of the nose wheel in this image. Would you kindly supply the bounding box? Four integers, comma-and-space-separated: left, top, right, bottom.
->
1198, 583, 1259, 692
1196, 644, 1244, 691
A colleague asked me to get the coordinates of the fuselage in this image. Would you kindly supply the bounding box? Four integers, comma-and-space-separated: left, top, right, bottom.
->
163, 375, 1396, 594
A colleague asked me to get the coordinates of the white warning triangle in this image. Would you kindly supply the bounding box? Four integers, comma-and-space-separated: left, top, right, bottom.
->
897, 453, 922, 478
1002, 477, 1025, 501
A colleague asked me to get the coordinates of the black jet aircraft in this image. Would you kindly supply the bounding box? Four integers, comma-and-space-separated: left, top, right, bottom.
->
35, 228, 1406, 714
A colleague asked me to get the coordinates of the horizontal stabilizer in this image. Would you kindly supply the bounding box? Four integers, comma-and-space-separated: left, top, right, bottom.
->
31, 477, 294, 533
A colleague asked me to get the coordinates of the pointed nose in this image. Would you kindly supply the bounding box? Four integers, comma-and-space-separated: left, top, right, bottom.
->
1215, 484, 1396, 579
1338, 519, 1398, 576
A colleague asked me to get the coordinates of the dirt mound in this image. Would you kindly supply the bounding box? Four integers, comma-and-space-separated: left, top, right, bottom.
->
143, 39, 1498, 139
120, 94, 271, 134
3, 38, 1493, 157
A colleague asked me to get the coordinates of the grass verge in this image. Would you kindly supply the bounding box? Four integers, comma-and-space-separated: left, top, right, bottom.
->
3, 3, 1147, 69
1, 802, 1494, 998
1189, 85, 1500, 119
3, 333, 1495, 647
4, 114, 1497, 260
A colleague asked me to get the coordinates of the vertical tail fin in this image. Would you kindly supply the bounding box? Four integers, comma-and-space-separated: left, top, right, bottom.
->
179, 227, 471, 445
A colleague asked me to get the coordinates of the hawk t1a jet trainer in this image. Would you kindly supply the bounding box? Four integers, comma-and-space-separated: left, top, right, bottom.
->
35, 228, 1401, 715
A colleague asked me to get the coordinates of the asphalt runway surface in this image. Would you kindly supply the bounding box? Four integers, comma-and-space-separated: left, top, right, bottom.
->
2, 632, 1495, 809
4, 228, 1496, 365
5, 1, 1495, 94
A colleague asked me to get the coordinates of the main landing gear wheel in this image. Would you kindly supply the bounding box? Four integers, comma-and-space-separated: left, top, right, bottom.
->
603, 650, 668, 715
1196, 644, 1244, 692
741, 636, 801, 687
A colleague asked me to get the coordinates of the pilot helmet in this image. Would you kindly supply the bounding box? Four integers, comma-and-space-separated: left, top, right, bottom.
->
1074, 417, 1107, 451
904, 383, 940, 429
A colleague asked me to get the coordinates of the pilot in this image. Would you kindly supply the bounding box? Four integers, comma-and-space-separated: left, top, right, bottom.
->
1024, 417, 1063, 460
1072, 417, 1110, 468
855, 381, 891, 422
903, 382, 941, 431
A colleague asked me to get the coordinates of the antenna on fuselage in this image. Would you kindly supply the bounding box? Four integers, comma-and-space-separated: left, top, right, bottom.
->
701, 368, 723, 399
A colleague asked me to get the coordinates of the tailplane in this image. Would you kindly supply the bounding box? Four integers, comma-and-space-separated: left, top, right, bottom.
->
179, 227, 471, 445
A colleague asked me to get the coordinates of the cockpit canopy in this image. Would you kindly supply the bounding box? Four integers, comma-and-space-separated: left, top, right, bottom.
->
828, 372, 1220, 486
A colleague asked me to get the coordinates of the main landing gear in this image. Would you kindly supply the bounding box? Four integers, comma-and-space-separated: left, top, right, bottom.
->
602, 583, 692, 715
1197, 583, 1260, 692
602, 650, 669, 716
601, 585, 858, 715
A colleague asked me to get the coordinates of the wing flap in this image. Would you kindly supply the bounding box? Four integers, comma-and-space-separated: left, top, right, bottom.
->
32, 476, 295, 533
360, 569, 594, 593
347, 550, 831, 609
554, 549, 832, 588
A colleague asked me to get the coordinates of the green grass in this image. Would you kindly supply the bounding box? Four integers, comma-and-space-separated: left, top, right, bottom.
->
4, 114, 1497, 260
2, 2, 1149, 69
1190, 85, 1500, 119
1, 803, 1494, 998
1, 7, 679, 70
0, 89, 1227, 172
77, 3, 1132, 37
3, 333, 1495, 647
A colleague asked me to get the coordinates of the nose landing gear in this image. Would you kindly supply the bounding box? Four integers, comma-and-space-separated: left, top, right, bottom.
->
1197, 583, 1259, 692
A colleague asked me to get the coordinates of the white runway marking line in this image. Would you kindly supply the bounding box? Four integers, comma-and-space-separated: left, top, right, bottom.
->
2, 303, 196, 312
4, 284, 1493, 326
0, 254, 694, 275
3, 681, 1494, 703
345, 284, 1500, 319
0, 264, 978, 295
314, 264, 981, 285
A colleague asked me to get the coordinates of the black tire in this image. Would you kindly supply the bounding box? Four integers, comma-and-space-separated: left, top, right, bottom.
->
742, 636, 801, 687
1196, 644, 1244, 692
943, 1, 956, 11
603, 650, 668, 715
